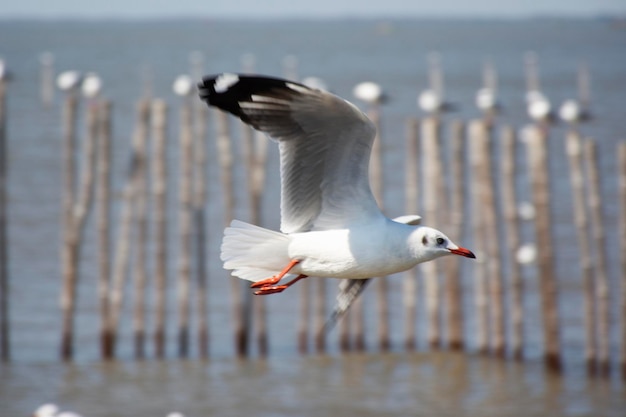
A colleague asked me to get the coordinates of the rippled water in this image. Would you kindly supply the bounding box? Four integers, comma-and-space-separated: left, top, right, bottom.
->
2, 353, 625, 417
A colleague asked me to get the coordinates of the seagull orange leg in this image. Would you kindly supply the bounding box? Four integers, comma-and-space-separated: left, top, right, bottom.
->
250, 259, 301, 289
254, 274, 308, 295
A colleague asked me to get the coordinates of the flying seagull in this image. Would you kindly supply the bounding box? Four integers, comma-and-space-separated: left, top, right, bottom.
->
198, 73, 475, 298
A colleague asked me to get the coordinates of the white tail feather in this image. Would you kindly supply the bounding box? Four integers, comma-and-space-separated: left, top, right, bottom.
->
221, 220, 293, 282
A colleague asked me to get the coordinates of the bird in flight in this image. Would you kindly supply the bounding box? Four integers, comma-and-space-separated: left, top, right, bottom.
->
198, 73, 475, 297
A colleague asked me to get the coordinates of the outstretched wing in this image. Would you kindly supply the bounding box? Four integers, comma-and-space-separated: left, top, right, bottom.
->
198, 73, 380, 233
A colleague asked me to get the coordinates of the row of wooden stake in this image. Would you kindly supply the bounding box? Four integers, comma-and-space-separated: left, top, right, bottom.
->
1, 80, 625, 378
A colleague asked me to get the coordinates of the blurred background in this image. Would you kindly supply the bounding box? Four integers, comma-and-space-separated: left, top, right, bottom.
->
1, 1, 626, 417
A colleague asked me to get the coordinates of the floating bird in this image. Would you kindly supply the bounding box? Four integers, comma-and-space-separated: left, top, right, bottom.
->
475, 59, 501, 114
198, 74, 475, 296
558, 99, 590, 124
172, 74, 194, 97
475, 87, 499, 113
353, 81, 386, 104
81, 72, 102, 98
418, 52, 456, 114
56, 71, 82, 92
526, 90, 554, 122
33, 403, 59, 417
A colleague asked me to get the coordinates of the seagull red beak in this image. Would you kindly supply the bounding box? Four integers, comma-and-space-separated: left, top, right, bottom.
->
449, 247, 476, 259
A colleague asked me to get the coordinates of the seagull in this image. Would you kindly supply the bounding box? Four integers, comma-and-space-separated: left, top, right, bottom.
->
526, 90, 554, 122
558, 99, 590, 124
198, 74, 475, 296
33, 403, 60, 417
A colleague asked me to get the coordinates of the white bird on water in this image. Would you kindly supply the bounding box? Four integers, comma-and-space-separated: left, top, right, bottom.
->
198, 73, 475, 296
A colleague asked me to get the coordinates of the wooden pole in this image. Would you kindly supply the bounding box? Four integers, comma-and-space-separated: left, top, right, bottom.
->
190, 51, 209, 359
132, 99, 150, 359
151, 99, 169, 358
193, 92, 209, 360
94, 100, 114, 360
477, 123, 505, 357
421, 116, 442, 349
370, 105, 388, 351
403, 116, 419, 350
59, 89, 79, 361
445, 119, 466, 351
565, 130, 596, 371
215, 110, 246, 357
468, 120, 489, 355
108, 101, 142, 358
0, 77, 9, 361
177, 97, 194, 358
314, 276, 326, 353
583, 138, 610, 375
240, 55, 270, 357
61, 94, 98, 360
523, 125, 562, 371
501, 126, 524, 360
251, 133, 269, 356
617, 142, 626, 379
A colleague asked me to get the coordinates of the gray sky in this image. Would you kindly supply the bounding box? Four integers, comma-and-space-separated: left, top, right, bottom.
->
1, 0, 625, 18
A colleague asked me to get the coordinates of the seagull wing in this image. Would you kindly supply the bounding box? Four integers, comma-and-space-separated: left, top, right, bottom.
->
324, 278, 372, 332
199, 73, 380, 233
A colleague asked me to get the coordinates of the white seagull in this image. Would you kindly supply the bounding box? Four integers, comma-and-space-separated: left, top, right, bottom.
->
198, 74, 475, 296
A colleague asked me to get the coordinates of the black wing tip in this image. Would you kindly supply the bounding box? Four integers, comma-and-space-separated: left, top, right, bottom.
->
197, 73, 310, 114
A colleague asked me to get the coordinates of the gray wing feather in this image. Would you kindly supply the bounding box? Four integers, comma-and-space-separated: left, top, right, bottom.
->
198, 74, 379, 234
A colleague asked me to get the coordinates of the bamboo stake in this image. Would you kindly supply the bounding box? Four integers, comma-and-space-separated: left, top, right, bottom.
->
109, 102, 143, 358
0, 75, 9, 361
421, 116, 442, 349
192, 90, 209, 360
468, 120, 488, 355
151, 99, 169, 358
523, 125, 562, 371
314, 276, 326, 353
370, 105, 388, 351
177, 97, 194, 358
59, 88, 79, 361
403, 116, 419, 350
94, 100, 114, 360
61, 94, 98, 360
250, 133, 269, 356
215, 110, 246, 357
132, 99, 150, 359
445, 119, 465, 350
618, 142, 626, 379
190, 52, 209, 359
244, 126, 268, 357
476, 122, 505, 357
565, 130, 596, 371
583, 138, 610, 375
501, 126, 524, 360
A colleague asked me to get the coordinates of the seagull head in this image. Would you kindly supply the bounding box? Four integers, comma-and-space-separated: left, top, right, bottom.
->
411, 226, 475, 262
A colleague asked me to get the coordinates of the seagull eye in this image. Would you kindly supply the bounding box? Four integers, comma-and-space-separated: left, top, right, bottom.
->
436, 237, 445, 245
